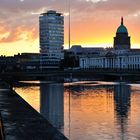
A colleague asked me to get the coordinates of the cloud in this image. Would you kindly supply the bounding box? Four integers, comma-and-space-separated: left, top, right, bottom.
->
0, 0, 140, 44
0, 25, 38, 43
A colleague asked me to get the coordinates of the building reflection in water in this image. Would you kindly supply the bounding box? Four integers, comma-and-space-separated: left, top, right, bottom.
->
114, 84, 131, 139
40, 82, 64, 129
16, 81, 140, 140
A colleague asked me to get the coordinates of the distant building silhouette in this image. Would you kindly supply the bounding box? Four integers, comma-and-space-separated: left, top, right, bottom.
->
39, 10, 64, 69
63, 45, 104, 68
0, 53, 40, 72
79, 17, 140, 70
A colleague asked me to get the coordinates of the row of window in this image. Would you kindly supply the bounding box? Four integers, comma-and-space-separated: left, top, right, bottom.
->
40, 31, 63, 35
88, 56, 140, 64
88, 64, 140, 69
40, 20, 63, 24
40, 26, 63, 30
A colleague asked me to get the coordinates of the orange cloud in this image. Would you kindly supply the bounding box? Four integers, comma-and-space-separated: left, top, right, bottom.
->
0, 0, 140, 56
0, 25, 38, 43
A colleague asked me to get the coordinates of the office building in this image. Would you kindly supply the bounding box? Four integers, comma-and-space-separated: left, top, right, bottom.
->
39, 10, 64, 69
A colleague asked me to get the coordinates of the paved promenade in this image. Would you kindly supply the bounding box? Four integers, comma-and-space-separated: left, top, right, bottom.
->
0, 81, 68, 140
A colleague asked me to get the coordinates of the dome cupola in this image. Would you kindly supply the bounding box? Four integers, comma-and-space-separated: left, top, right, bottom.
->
114, 17, 131, 50
116, 17, 128, 34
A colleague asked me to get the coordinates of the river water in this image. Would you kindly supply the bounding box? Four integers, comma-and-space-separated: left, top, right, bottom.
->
15, 81, 140, 140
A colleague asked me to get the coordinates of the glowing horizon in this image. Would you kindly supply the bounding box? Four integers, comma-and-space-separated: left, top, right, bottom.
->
0, 0, 140, 56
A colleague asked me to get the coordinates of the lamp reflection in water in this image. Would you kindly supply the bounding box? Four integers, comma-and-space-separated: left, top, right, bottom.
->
114, 84, 131, 140
40, 82, 64, 129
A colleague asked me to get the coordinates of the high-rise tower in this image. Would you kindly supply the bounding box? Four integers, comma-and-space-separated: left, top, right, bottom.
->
114, 17, 131, 50
39, 10, 64, 69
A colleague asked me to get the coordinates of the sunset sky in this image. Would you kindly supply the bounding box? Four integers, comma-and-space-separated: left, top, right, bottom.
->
0, 0, 140, 56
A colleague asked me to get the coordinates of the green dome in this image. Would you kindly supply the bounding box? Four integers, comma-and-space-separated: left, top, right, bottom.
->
117, 25, 128, 33
116, 17, 128, 34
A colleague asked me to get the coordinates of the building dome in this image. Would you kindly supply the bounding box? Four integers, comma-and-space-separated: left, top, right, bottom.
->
116, 17, 128, 34
114, 17, 130, 50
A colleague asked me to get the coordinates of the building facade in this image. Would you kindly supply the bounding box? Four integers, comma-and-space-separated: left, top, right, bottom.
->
80, 18, 140, 70
39, 10, 64, 69
63, 45, 105, 68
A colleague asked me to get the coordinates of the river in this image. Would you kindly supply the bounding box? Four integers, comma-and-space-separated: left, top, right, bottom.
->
15, 81, 140, 140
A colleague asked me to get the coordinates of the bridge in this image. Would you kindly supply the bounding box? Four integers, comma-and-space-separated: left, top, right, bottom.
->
0, 69, 140, 81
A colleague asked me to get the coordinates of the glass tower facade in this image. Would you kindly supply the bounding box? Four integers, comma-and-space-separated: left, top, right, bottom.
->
39, 10, 64, 69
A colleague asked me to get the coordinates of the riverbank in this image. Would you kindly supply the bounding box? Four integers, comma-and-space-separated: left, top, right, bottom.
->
0, 81, 68, 140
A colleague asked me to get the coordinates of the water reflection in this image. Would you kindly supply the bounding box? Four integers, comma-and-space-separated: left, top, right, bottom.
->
40, 82, 64, 129
114, 84, 131, 140
114, 84, 131, 118
66, 84, 132, 140
15, 81, 140, 140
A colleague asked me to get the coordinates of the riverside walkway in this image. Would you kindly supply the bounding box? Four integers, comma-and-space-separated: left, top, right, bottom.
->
0, 81, 68, 140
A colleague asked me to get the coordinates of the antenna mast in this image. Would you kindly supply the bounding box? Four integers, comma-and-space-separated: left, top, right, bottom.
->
68, 0, 71, 49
